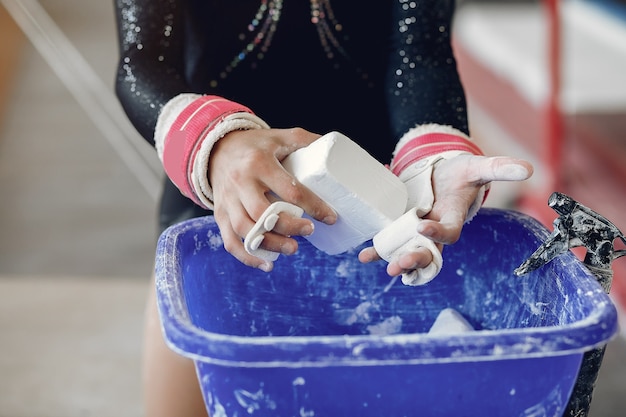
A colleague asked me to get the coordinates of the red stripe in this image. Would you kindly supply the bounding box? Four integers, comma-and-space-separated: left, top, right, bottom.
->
391, 133, 483, 176
162, 96, 254, 207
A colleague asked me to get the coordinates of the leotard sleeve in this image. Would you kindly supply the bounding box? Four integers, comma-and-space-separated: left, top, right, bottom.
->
386, 0, 470, 140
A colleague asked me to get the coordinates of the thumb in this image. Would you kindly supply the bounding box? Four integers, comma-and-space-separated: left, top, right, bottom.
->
475, 157, 533, 183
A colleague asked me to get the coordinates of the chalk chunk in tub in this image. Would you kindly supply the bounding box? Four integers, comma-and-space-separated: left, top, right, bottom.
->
428, 308, 475, 335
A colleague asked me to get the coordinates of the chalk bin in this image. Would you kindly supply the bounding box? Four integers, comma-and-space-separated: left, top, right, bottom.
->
155, 208, 617, 416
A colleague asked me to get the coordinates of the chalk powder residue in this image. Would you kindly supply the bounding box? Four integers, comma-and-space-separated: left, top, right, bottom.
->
367, 315, 403, 335
207, 229, 224, 250
234, 387, 277, 413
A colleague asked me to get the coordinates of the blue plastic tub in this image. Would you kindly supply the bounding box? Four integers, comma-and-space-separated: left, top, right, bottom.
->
155, 209, 617, 417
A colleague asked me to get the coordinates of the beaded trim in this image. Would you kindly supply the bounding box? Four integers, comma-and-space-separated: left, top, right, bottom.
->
210, 0, 283, 88
210, 0, 369, 87
310, 0, 344, 61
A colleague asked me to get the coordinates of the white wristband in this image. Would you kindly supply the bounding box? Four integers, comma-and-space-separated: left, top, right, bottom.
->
191, 113, 269, 209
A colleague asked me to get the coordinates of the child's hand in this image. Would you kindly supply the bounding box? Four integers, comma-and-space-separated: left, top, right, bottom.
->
209, 128, 337, 272
360, 154, 533, 278
421, 154, 533, 242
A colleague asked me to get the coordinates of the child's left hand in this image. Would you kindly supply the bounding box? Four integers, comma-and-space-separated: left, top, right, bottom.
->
358, 154, 533, 278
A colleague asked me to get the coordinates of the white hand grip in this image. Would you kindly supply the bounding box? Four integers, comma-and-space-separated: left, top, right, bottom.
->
372, 207, 443, 286
244, 201, 305, 261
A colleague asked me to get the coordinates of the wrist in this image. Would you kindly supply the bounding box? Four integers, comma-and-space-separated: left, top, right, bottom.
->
391, 124, 482, 177
391, 124, 488, 217
156, 94, 269, 209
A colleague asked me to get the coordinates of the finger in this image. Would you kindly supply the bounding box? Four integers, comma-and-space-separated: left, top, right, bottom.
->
269, 171, 337, 225
254, 230, 299, 256
474, 157, 533, 183
271, 212, 315, 238
255, 128, 330, 222
220, 222, 274, 272
386, 247, 434, 277
273, 127, 321, 158
418, 215, 463, 245
358, 246, 381, 263
224, 198, 261, 241
214, 196, 289, 262
234, 200, 303, 257
238, 191, 314, 249
424, 165, 480, 242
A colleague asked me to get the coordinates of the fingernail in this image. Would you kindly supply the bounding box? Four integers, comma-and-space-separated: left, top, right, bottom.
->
322, 214, 337, 225
416, 222, 433, 236
258, 262, 273, 273
301, 222, 314, 236
281, 241, 297, 255
322, 207, 338, 225
504, 164, 531, 180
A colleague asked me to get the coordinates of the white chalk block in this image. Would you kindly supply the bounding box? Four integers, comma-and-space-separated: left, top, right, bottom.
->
282, 132, 408, 255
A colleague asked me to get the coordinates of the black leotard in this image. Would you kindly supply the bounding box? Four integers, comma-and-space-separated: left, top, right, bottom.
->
113, 0, 469, 229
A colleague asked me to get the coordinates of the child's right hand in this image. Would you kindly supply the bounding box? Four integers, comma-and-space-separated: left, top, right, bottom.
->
209, 128, 337, 271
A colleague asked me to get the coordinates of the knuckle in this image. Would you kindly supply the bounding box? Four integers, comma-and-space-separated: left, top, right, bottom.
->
245, 147, 268, 163
279, 186, 306, 205
288, 127, 318, 145
448, 230, 462, 244
248, 201, 271, 221
288, 127, 307, 139
237, 153, 264, 175
222, 239, 239, 255
230, 217, 249, 238
212, 206, 228, 223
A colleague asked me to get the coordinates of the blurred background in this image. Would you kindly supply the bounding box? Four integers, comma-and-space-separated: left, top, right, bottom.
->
0, 0, 624, 416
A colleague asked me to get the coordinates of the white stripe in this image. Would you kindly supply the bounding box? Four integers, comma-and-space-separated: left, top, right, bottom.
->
180, 98, 227, 131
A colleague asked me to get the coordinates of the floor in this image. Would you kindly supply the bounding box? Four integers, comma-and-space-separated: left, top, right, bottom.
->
0, 1, 624, 416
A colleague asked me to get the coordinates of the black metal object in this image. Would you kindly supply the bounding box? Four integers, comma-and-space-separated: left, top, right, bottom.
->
515, 191, 626, 417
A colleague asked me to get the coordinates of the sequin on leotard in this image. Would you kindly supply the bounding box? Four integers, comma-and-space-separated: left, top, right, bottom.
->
310, 0, 371, 85
211, 0, 284, 88
210, 0, 369, 88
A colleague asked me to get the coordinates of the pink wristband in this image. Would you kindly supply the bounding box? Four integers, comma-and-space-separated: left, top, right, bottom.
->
390, 133, 484, 176
162, 96, 255, 207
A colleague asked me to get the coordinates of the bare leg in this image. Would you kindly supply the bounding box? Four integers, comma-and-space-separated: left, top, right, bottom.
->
142, 275, 208, 417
